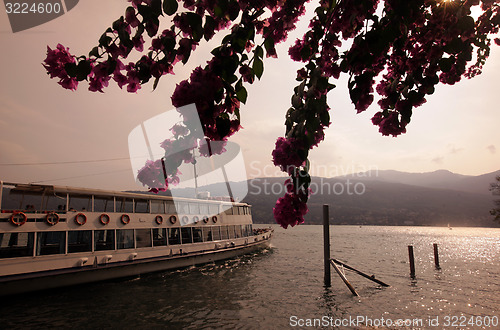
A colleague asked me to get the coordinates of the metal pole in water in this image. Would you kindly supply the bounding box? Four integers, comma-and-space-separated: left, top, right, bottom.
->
408, 245, 416, 278
433, 243, 440, 269
323, 204, 331, 287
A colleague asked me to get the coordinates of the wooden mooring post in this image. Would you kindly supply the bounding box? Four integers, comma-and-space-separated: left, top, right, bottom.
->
331, 259, 390, 287
330, 259, 359, 296
323, 204, 331, 287
433, 243, 441, 269
408, 245, 416, 278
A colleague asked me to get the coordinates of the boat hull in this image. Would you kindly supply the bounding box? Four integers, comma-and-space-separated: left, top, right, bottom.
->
0, 237, 271, 296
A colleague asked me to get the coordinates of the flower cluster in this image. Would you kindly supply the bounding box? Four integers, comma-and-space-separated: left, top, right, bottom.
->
42, 44, 78, 91
272, 137, 305, 173
273, 185, 309, 229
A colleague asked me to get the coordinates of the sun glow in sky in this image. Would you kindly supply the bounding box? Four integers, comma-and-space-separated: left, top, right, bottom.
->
0, 1, 499, 190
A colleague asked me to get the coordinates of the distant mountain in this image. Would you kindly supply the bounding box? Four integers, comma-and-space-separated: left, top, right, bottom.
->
344, 169, 500, 195
243, 176, 499, 227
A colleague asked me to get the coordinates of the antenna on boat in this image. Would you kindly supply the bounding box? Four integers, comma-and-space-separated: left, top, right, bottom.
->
205, 139, 234, 202
193, 153, 199, 198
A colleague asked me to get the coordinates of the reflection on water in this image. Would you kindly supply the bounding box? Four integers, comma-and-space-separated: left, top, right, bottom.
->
1, 226, 499, 329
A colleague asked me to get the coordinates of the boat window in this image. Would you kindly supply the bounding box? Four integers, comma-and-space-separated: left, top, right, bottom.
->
199, 203, 209, 215
248, 224, 253, 235
241, 225, 248, 237
152, 228, 167, 246
117, 198, 134, 213
36, 231, 66, 256
135, 229, 152, 248
168, 228, 181, 245
117, 229, 135, 249
151, 200, 165, 214
220, 226, 229, 240
39, 194, 66, 212
94, 197, 113, 213
176, 202, 189, 215
212, 227, 221, 241
0, 232, 34, 258
208, 204, 219, 215
1, 186, 20, 210
69, 195, 91, 212
68, 231, 92, 253
95, 230, 115, 251
235, 225, 242, 238
202, 227, 213, 242
166, 201, 176, 214
189, 203, 200, 214
192, 228, 203, 243
181, 227, 193, 244
135, 199, 149, 213
228, 225, 235, 239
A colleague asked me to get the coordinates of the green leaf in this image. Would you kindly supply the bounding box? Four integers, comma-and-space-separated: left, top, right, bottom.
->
204, 15, 216, 41
320, 110, 330, 126
255, 46, 263, 59
89, 46, 100, 58
64, 62, 77, 77
76, 60, 92, 81
253, 57, 263, 79
99, 34, 112, 47
163, 0, 178, 15
153, 77, 160, 91
236, 86, 248, 103
264, 38, 275, 55
186, 13, 203, 42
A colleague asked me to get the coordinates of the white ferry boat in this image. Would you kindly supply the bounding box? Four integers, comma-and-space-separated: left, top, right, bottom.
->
0, 181, 273, 296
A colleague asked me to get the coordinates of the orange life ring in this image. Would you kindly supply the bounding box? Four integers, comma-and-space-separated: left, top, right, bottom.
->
46, 212, 59, 226
155, 215, 163, 225
75, 213, 87, 225
192, 216, 199, 223
181, 215, 189, 225
169, 215, 177, 224
10, 211, 27, 226
202, 216, 209, 223
212, 215, 218, 223
120, 214, 130, 225
100, 213, 110, 225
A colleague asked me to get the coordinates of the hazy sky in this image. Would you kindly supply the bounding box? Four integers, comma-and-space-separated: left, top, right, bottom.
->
1, 1, 499, 191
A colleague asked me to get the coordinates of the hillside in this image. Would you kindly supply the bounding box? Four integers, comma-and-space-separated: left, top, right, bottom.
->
243, 176, 498, 227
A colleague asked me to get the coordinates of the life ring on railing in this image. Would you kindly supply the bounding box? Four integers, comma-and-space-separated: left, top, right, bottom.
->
192, 216, 199, 224
169, 215, 177, 224
120, 214, 130, 225
202, 216, 209, 223
10, 211, 27, 226
155, 215, 163, 225
212, 215, 218, 223
75, 213, 87, 225
181, 216, 189, 225
100, 213, 111, 225
45, 212, 59, 226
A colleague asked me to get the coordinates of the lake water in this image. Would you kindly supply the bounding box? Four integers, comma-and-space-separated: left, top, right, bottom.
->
1, 225, 499, 329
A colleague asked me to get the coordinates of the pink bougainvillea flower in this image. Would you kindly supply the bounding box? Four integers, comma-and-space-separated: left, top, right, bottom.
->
272, 137, 305, 172
43, 44, 78, 91
273, 191, 309, 229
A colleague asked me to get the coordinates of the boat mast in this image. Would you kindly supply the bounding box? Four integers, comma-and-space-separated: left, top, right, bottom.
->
0, 181, 3, 210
